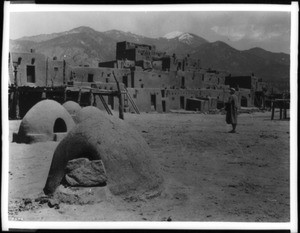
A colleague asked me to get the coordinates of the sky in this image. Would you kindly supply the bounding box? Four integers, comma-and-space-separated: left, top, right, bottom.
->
9, 10, 291, 53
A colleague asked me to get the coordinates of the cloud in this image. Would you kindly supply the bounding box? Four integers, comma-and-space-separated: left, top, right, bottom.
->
211, 25, 246, 41
211, 24, 285, 42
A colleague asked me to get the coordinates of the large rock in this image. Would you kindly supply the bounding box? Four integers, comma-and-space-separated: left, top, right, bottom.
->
64, 158, 107, 187
44, 110, 163, 200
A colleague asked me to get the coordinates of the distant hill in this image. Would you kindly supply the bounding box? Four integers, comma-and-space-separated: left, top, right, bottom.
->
190, 41, 290, 87
10, 26, 290, 90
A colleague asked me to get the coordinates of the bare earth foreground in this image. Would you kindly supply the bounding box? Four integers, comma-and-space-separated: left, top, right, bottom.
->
8, 111, 290, 222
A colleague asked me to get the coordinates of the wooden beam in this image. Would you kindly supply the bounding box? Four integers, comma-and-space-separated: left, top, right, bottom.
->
271, 101, 275, 120
112, 71, 124, 120
77, 89, 82, 105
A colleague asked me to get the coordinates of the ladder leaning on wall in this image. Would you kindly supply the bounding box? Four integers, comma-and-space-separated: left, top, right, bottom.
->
124, 87, 140, 114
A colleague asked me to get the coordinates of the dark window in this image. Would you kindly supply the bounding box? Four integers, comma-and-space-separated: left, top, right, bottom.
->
18, 57, 22, 65
241, 96, 248, 107
26, 65, 35, 83
151, 94, 156, 110
177, 62, 182, 70
122, 76, 128, 87
31, 58, 35, 65
106, 78, 109, 83
181, 77, 185, 88
161, 90, 165, 98
108, 96, 114, 109
54, 67, 59, 72
88, 74, 94, 82
180, 96, 185, 109
162, 100, 166, 112
53, 118, 67, 133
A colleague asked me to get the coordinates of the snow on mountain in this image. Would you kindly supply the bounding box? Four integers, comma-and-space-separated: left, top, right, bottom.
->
178, 33, 194, 44
163, 31, 185, 39
163, 31, 196, 45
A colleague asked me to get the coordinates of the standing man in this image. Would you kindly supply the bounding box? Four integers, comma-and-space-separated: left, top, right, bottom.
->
226, 88, 238, 133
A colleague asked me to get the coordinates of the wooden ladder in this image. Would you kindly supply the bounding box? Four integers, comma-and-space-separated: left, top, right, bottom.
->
125, 87, 140, 114
98, 94, 113, 115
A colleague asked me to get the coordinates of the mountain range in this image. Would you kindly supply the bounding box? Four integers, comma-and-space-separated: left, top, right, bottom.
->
10, 26, 290, 90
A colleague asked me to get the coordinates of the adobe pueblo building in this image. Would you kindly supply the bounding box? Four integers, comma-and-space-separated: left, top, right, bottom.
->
8, 41, 268, 119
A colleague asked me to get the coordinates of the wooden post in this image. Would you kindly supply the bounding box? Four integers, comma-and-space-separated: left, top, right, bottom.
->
89, 89, 93, 106
93, 94, 97, 106
279, 107, 282, 119
46, 57, 48, 86
112, 71, 124, 120
64, 88, 67, 102
283, 100, 288, 119
284, 107, 287, 119
118, 93, 124, 120
15, 88, 20, 119
78, 89, 82, 105
63, 60, 66, 85
271, 100, 275, 120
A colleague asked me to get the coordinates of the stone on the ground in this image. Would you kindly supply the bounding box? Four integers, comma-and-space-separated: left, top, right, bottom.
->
52, 185, 110, 205
64, 158, 107, 187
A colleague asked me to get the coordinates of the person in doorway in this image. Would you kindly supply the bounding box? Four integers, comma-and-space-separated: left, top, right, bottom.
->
225, 88, 238, 133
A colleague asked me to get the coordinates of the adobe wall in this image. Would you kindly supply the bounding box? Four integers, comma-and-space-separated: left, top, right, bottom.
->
126, 88, 163, 113
238, 88, 253, 107
68, 67, 131, 86
176, 70, 203, 89
133, 70, 178, 89
165, 89, 202, 111
132, 70, 226, 90
10, 52, 47, 87
126, 88, 204, 113
47, 59, 65, 86
116, 41, 154, 62
125, 87, 254, 113
88, 86, 253, 114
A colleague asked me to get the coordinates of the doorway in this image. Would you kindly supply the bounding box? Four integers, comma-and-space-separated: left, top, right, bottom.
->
122, 76, 128, 87
108, 95, 114, 110
181, 77, 185, 88
151, 94, 156, 111
162, 100, 166, 112
241, 96, 248, 107
27, 65, 36, 83
180, 96, 185, 109
53, 118, 67, 133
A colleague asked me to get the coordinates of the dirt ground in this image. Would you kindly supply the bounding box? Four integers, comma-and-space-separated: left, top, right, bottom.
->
7, 110, 290, 222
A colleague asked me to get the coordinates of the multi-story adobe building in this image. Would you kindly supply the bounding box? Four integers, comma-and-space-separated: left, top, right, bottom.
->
8, 41, 267, 118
